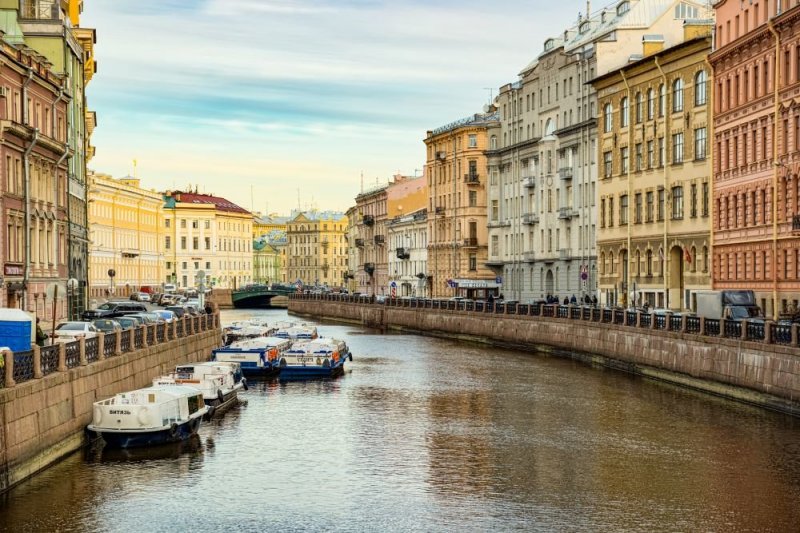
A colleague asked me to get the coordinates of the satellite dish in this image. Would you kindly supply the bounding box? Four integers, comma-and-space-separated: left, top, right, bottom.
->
483, 104, 492, 113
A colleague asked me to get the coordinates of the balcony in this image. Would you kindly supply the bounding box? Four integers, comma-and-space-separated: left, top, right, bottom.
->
559, 248, 573, 261
558, 167, 574, 180
355, 238, 365, 248
522, 213, 539, 225
364, 262, 376, 275
362, 214, 375, 226
522, 176, 536, 188
374, 235, 385, 245
488, 219, 511, 228
558, 207, 577, 219
396, 247, 410, 260
463, 237, 478, 248
343, 270, 355, 280
523, 251, 536, 262
20, 0, 61, 21
793, 215, 800, 232
464, 173, 480, 185
435, 207, 445, 215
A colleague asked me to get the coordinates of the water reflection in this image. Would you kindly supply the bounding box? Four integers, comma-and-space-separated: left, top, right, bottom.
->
0, 309, 798, 532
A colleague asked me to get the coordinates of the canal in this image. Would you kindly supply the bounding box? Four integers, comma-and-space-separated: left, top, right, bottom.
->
1, 308, 799, 532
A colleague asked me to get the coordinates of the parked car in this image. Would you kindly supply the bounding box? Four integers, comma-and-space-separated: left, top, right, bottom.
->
122, 315, 147, 326
130, 292, 151, 302
91, 319, 122, 333
82, 301, 148, 321
166, 306, 187, 318
153, 310, 177, 323
183, 305, 200, 316
163, 283, 177, 293
150, 293, 163, 306
53, 321, 97, 343
127, 313, 162, 324
113, 317, 140, 330
185, 298, 202, 309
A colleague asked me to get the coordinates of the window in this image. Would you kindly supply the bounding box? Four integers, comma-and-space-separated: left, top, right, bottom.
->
603, 103, 613, 133
674, 2, 698, 19
672, 132, 684, 163
690, 183, 698, 218
468, 134, 477, 148
647, 140, 654, 168
635, 143, 642, 171
469, 190, 477, 207
181, 237, 187, 249
205, 237, 211, 250
600, 199, 606, 228
603, 151, 613, 178
205, 220, 210, 229
620, 97, 629, 127
206, 262, 211, 270
609, 197, 614, 227
672, 78, 684, 112
193, 237, 199, 250
672, 186, 684, 219
469, 254, 477, 271
617, 1, 630, 15
491, 200, 499, 220
165, 236, 171, 250
646, 191, 654, 222
694, 127, 707, 160
620, 147, 629, 173
634, 193, 642, 223
620, 194, 628, 225
657, 188, 665, 221
635, 92, 643, 123
695, 70, 707, 106
658, 137, 665, 166
165, 219, 171, 228
647, 89, 655, 119
659, 84, 666, 116
181, 219, 186, 229
702, 182, 709, 216
192, 220, 198, 229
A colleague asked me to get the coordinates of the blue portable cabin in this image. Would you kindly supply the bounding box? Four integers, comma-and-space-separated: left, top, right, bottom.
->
0, 308, 34, 352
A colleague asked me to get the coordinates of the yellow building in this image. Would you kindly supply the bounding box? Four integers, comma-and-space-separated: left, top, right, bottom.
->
88, 173, 164, 299
163, 191, 253, 290
286, 211, 348, 288
253, 214, 289, 239
424, 112, 499, 298
592, 27, 712, 310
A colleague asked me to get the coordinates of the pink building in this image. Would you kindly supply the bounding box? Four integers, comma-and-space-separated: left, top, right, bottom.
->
711, 1, 800, 318
1, 43, 70, 321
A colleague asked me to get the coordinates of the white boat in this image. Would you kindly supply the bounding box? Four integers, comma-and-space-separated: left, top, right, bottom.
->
212, 336, 293, 377
86, 385, 208, 448
278, 338, 352, 380
223, 323, 276, 345
274, 324, 318, 340
153, 361, 247, 407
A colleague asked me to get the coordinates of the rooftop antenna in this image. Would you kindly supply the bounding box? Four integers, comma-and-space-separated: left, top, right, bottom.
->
360, 171, 364, 193
132, 158, 138, 179
586, 0, 591, 18
297, 188, 301, 211
483, 88, 494, 104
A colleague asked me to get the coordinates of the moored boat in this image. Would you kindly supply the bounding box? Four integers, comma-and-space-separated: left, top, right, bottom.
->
87, 385, 208, 448
211, 336, 292, 377
154, 361, 247, 408
274, 323, 318, 340
278, 338, 352, 380
223, 322, 276, 345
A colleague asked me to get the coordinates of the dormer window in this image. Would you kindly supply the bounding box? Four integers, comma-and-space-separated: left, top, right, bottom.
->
617, 1, 630, 16
544, 38, 554, 51
580, 21, 590, 34
674, 2, 698, 19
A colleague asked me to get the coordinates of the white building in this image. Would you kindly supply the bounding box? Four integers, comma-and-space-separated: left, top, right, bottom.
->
388, 209, 428, 297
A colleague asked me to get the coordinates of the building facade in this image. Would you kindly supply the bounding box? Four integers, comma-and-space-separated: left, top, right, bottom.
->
163, 191, 253, 290
253, 229, 286, 285
0, 0, 96, 318
343, 205, 358, 292
354, 185, 388, 295
710, 0, 800, 318
425, 112, 498, 299
387, 210, 428, 297
593, 28, 713, 310
0, 41, 70, 320
286, 211, 348, 289
87, 173, 164, 299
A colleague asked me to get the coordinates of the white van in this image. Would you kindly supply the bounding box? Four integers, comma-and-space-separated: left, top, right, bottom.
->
163, 284, 177, 293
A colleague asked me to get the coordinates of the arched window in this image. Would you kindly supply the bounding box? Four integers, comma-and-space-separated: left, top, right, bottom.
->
635, 92, 643, 123
490, 135, 497, 150
659, 84, 666, 117
695, 70, 707, 106
690, 246, 697, 273
646, 249, 653, 275
544, 118, 555, 136
603, 103, 613, 132
673, 78, 684, 112
617, 1, 630, 15
647, 88, 655, 119
610, 251, 616, 274
635, 249, 641, 276
600, 252, 606, 274
620, 96, 629, 127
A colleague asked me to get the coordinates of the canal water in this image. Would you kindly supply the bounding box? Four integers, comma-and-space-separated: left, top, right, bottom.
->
1, 309, 799, 532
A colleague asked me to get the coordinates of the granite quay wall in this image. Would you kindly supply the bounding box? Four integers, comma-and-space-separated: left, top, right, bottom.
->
208, 289, 233, 309
289, 295, 800, 416
0, 312, 222, 494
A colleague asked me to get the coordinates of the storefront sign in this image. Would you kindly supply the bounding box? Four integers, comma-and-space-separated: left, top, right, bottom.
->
4, 263, 23, 277
455, 279, 500, 289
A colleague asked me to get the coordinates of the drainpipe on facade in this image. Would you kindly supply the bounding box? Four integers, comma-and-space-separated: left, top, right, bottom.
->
23, 130, 40, 311
620, 70, 633, 308
768, 20, 781, 320
654, 56, 670, 309
704, 55, 714, 306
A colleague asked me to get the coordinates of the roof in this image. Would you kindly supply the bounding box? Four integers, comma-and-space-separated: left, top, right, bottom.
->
167, 192, 251, 214
290, 211, 347, 223
255, 215, 290, 225
430, 111, 500, 136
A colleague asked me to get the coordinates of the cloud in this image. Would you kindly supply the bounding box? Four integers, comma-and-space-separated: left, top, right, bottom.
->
82, 0, 589, 211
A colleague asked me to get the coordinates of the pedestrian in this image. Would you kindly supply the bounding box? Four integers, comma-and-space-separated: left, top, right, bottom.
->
592, 295, 598, 307
35, 318, 47, 347
563, 296, 569, 305
488, 293, 494, 304
584, 294, 591, 305
570, 294, 577, 305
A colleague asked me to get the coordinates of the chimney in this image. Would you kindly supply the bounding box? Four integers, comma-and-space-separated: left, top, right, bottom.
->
642, 34, 665, 57
683, 20, 713, 42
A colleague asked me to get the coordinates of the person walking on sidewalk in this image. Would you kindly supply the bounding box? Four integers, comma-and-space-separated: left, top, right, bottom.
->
35, 318, 47, 347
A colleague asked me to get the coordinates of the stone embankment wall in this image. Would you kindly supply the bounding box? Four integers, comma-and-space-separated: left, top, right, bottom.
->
208, 289, 233, 309
0, 314, 222, 493
289, 298, 800, 416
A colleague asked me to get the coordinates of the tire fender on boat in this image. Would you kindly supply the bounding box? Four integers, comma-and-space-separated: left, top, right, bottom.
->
322, 358, 330, 368
137, 407, 150, 427
279, 357, 287, 368
169, 423, 179, 438
217, 390, 224, 404
241, 378, 249, 391
348, 353, 353, 361
205, 405, 216, 420
92, 406, 103, 425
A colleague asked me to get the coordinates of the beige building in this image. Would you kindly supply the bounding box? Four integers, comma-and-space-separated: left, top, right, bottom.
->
354, 184, 389, 296
344, 205, 359, 292
163, 191, 253, 290
425, 112, 499, 298
592, 27, 712, 310
286, 211, 348, 289
88, 173, 164, 298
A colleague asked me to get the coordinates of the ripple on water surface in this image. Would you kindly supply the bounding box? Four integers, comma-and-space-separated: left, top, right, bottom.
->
0, 308, 799, 532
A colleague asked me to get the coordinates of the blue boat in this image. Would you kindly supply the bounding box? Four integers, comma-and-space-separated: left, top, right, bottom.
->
211, 336, 292, 377
278, 338, 352, 380
87, 385, 208, 449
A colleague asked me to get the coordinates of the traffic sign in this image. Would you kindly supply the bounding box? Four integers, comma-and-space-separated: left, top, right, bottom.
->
495, 276, 503, 284
389, 281, 397, 288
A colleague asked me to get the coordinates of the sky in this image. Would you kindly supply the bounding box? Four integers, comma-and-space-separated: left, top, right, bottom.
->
82, 0, 590, 215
